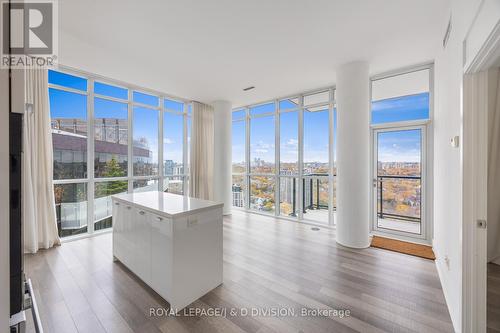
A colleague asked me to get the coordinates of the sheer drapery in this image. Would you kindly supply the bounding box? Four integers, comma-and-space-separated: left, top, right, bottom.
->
24, 64, 60, 253
189, 102, 214, 200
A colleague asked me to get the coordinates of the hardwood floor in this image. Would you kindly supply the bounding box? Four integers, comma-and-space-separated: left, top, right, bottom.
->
488, 263, 500, 332
25, 210, 453, 333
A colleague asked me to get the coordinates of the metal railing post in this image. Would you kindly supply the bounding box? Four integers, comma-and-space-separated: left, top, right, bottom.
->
316, 178, 320, 209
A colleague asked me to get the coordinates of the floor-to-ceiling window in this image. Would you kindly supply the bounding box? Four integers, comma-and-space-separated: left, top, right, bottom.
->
50, 68, 190, 238
232, 89, 336, 225
370, 65, 432, 241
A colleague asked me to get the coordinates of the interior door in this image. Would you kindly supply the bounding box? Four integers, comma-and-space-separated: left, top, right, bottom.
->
372, 126, 425, 239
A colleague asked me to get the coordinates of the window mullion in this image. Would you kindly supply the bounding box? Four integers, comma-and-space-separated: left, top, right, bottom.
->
298, 95, 304, 221
159, 97, 164, 192
275, 100, 280, 216
183, 103, 189, 195
87, 79, 95, 234
245, 108, 250, 209
127, 89, 133, 192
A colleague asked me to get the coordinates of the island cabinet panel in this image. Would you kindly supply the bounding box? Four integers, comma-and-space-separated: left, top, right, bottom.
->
112, 191, 223, 312
151, 213, 173, 298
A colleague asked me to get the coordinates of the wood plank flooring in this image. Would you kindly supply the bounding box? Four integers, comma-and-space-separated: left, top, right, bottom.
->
24, 210, 454, 333
489, 263, 500, 332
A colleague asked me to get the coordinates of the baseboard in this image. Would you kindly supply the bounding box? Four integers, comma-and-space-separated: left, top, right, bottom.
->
433, 247, 460, 332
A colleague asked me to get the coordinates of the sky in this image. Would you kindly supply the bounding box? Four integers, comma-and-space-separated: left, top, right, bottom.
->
377, 129, 421, 163
233, 93, 427, 165
49, 70, 184, 165
49, 70, 428, 167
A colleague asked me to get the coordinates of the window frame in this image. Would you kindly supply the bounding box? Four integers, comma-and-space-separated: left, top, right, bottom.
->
369, 63, 434, 244
50, 66, 191, 239
231, 88, 336, 226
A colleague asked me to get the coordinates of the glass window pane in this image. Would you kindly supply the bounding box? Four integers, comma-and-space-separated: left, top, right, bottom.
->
250, 176, 275, 214
94, 98, 128, 178
303, 108, 329, 175
376, 129, 422, 234
280, 177, 298, 218
303, 177, 329, 224
162, 177, 184, 195
280, 111, 298, 175
279, 98, 299, 111
50, 88, 88, 180
304, 91, 329, 106
133, 91, 159, 107
371, 93, 430, 124
133, 107, 159, 176
232, 175, 246, 208
232, 109, 246, 120
164, 112, 184, 175
232, 121, 245, 173
250, 102, 275, 116
371, 69, 430, 124
48, 70, 87, 91
94, 82, 128, 100
94, 181, 128, 231
133, 179, 159, 193
54, 183, 87, 237
250, 116, 275, 174
164, 99, 184, 112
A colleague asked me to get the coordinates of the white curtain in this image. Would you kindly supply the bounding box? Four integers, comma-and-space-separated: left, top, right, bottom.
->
24, 63, 60, 253
189, 102, 214, 200
488, 68, 500, 264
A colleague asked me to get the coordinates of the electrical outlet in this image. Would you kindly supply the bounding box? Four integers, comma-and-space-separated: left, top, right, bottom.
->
444, 255, 450, 270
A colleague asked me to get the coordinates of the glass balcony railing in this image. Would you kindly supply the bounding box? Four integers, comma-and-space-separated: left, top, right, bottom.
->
377, 175, 421, 223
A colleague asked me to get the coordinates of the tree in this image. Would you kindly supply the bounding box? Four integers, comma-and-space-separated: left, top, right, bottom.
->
95, 156, 128, 197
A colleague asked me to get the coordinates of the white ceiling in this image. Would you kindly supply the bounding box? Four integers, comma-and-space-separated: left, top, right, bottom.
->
58, 0, 450, 107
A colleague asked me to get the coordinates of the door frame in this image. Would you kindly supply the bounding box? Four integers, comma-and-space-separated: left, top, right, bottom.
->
462, 3, 500, 330
370, 121, 431, 244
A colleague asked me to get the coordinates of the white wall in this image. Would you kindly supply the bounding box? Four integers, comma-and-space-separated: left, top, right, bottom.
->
0, 69, 10, 332
433, 0, 483, 331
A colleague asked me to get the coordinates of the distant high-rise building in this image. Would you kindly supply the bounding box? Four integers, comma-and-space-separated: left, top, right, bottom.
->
232, 184, 244, 207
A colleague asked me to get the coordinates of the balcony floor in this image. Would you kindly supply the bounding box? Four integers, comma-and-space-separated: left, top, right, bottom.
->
301, 210, 421, 236
377, 217, 421, 234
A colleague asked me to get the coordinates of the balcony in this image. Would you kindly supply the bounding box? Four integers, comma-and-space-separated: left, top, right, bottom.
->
376, 175, 421, 234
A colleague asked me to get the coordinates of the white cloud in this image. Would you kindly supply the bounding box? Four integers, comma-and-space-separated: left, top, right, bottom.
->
164, 138, 175, 144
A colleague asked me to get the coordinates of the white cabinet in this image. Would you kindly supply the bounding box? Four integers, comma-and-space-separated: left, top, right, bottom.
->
112, 191, 223, 312
150, 213, 173, 298
132, 207, 151, 284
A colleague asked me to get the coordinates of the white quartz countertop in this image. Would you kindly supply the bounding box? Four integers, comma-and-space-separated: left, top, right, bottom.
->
112, 191, 223, 218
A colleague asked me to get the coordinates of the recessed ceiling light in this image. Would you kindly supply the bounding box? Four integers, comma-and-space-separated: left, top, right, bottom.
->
243, 86, 255, 91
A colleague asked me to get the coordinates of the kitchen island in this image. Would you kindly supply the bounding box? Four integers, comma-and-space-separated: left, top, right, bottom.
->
111, 191, 223, 313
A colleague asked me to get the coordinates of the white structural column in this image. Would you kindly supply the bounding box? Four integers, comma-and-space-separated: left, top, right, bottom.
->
335, 62, 370, 248
213, 100, 232, 215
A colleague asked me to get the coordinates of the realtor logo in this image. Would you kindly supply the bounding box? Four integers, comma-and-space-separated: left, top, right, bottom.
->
1, 0, 58, 68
